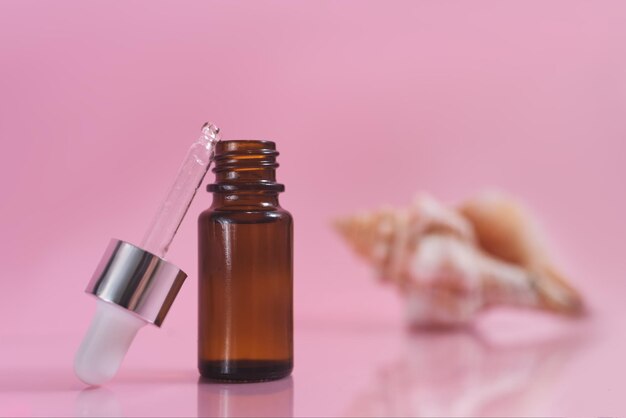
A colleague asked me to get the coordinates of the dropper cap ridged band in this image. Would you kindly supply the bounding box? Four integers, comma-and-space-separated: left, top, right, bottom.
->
85, 239, 187, 326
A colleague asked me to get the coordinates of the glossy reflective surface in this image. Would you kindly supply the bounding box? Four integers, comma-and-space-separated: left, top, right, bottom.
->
0, 296, 624, 417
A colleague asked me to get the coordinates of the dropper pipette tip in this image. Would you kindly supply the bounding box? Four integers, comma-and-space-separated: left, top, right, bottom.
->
201, 122, 221, 140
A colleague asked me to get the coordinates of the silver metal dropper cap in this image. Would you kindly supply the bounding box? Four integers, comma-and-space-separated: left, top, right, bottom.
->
85, 239, 187, 326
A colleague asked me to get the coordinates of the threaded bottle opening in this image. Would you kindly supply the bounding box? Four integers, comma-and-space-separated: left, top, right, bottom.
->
208, 140, 285, 193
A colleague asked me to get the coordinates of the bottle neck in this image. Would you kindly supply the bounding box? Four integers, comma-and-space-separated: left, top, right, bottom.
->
207, 140, 284, 210
211, 191, 280, 210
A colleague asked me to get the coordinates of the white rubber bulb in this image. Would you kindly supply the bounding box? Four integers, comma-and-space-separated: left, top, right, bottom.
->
74, 300, 147, 386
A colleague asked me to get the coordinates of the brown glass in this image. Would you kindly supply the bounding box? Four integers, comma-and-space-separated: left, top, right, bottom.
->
198, 140, 293, 382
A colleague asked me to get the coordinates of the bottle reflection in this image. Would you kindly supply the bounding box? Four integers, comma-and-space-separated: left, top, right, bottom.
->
74, 387, 123, 417
346, 329, 582, 417
197, 377, 294, 418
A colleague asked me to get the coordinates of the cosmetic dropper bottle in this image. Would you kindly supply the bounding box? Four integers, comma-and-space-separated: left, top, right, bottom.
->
198, 140, 294, 382
74, 123, 221, 386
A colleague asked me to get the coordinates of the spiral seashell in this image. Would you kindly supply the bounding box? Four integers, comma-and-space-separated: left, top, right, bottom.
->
334, 192, 584, 327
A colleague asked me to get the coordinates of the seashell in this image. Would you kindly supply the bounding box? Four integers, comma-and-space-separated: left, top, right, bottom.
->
334, 192, 584, 327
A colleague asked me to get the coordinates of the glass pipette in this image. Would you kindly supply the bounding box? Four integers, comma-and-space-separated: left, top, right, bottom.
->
142, 122, 221, 257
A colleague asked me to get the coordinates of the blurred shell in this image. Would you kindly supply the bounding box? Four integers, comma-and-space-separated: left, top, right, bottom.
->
334, 192, 584, 327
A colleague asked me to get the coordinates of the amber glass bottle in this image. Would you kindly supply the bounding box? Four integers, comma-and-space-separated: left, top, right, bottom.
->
198, 140, 293, 382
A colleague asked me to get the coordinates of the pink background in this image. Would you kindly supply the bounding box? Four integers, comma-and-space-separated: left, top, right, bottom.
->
1, 1, 625, 416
